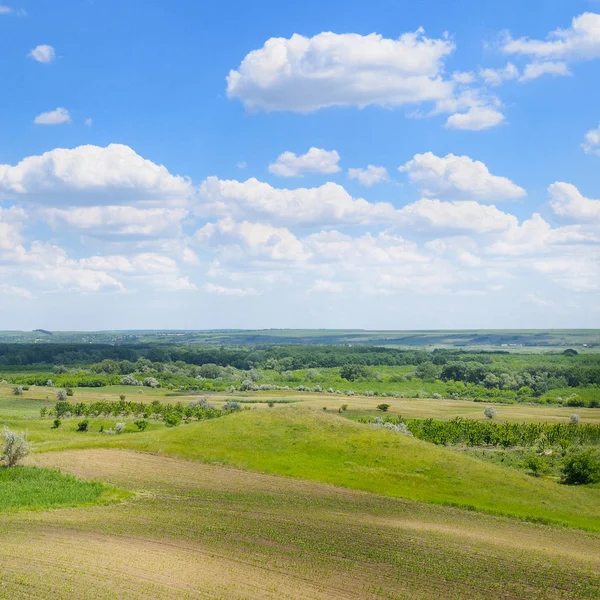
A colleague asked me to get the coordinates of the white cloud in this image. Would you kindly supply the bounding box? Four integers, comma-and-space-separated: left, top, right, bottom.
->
399, 152, 525, 201
44, 206, 187, 238
519, 61, 570, 81
396, 198, 517, 233
198, 176, 517, 233
501, 13, 600, 62
0, 144, 192, 206
582, 123, 600, 155
203, 283, 258, 296
227, 29, 505, 130
28, 44, 55, 64
548, 182, 600, 223
33, 107, 71, 125
486, 213, 597, 256
268, 147, 340, 177
197, 176, 397, 226
195, 218, 310, 262
445, 106, 505, 130
85, 118, 93, 127
236, 161, 247, 169
0, 5, 12, 14
479, 63, 519, 86
526, 292, 554, 307
348, 165, 390, 186
227, 30, 455, 113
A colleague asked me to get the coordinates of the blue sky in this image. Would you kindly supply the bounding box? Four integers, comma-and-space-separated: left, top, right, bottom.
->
0, 0, 599, 330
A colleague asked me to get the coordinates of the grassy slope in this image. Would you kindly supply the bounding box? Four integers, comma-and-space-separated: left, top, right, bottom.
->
1, 448, 596, 599
0, 466, 125, 512
46, 407, 599, 531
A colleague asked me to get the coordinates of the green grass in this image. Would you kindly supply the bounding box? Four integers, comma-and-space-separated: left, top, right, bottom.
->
0, 466, 126, 512
34, 407, 599, 531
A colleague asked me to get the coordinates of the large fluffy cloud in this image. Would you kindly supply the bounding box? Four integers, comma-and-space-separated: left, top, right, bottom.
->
399, 152, 525, 201
227, 30, 455, 113
0, 144, 192, 206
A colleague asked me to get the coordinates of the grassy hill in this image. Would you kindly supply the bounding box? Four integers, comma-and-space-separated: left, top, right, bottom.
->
32, 407, 600, 530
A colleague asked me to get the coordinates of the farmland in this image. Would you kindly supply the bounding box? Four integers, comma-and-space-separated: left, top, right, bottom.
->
1, 334, 600, 598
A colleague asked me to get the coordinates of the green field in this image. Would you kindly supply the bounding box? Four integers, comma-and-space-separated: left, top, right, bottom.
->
1, 342, 600, 598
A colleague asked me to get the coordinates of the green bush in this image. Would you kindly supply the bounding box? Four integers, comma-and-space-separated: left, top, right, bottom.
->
134, 419, 149, 431
561, 447, 600, 485
76, 420, 89, 432
164, 414, 180, 427
376, 403, 390, 412
52, 419, 61, 429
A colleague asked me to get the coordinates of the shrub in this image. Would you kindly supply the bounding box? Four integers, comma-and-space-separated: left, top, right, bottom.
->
119, 394, 126, 401
134, 419, 149, 431
223, 401, 241, 412
383, 422, 413, 436
1, 427, 31, 467
484, 406, 497, 420
143, 377, 159, 388
121, 375, 141, 386
46, 379, 54, 387
432, 393, 442, 400
115, 422, 126, 434
570, 414, 581, 425
40, 407, 48, 418
561, 447, 600, 485
52, 419, 61, 429
76, 420, 89, 432
163, 414, 180, 427
12, 386, 23, 396
189, 396, 215, 410
22, 386, 29, 391
56, 389, 68, 401
340, 404, 348, 412
377, 403, 390, 412
66, 388, 74, 397
267, 401, 275, 408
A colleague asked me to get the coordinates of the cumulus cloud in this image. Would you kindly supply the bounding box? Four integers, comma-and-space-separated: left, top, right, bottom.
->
582, 123, 600, 155
395, 198, 517, 233
0, 144, 192, 206
268, 147, 340, 177
33, 107, 71, 125
479, 63, 519, 86
548, 182, 600, 223
348, 165, 390, 186
445, 106, 505, 130
44, 206, 187, 238
195, 218, 310, 262
227, 29, 505, 130
399, 152, 526, 201
28, 44, 55, 63
197, 176, 397, 226
227, 30, 455, 113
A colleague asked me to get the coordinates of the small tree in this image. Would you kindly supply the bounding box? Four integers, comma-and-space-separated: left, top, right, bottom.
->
143, 377, 159, 388
377, 403, 390, 412
561, 447, 600, 485
12, 386, 23, 396
56, 389, 68, 401
570, 414, 581, 425
484, 406, 497, 420
1, 427, 31, 467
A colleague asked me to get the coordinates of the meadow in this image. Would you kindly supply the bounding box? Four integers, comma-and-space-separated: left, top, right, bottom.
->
1, 337, 599, 598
